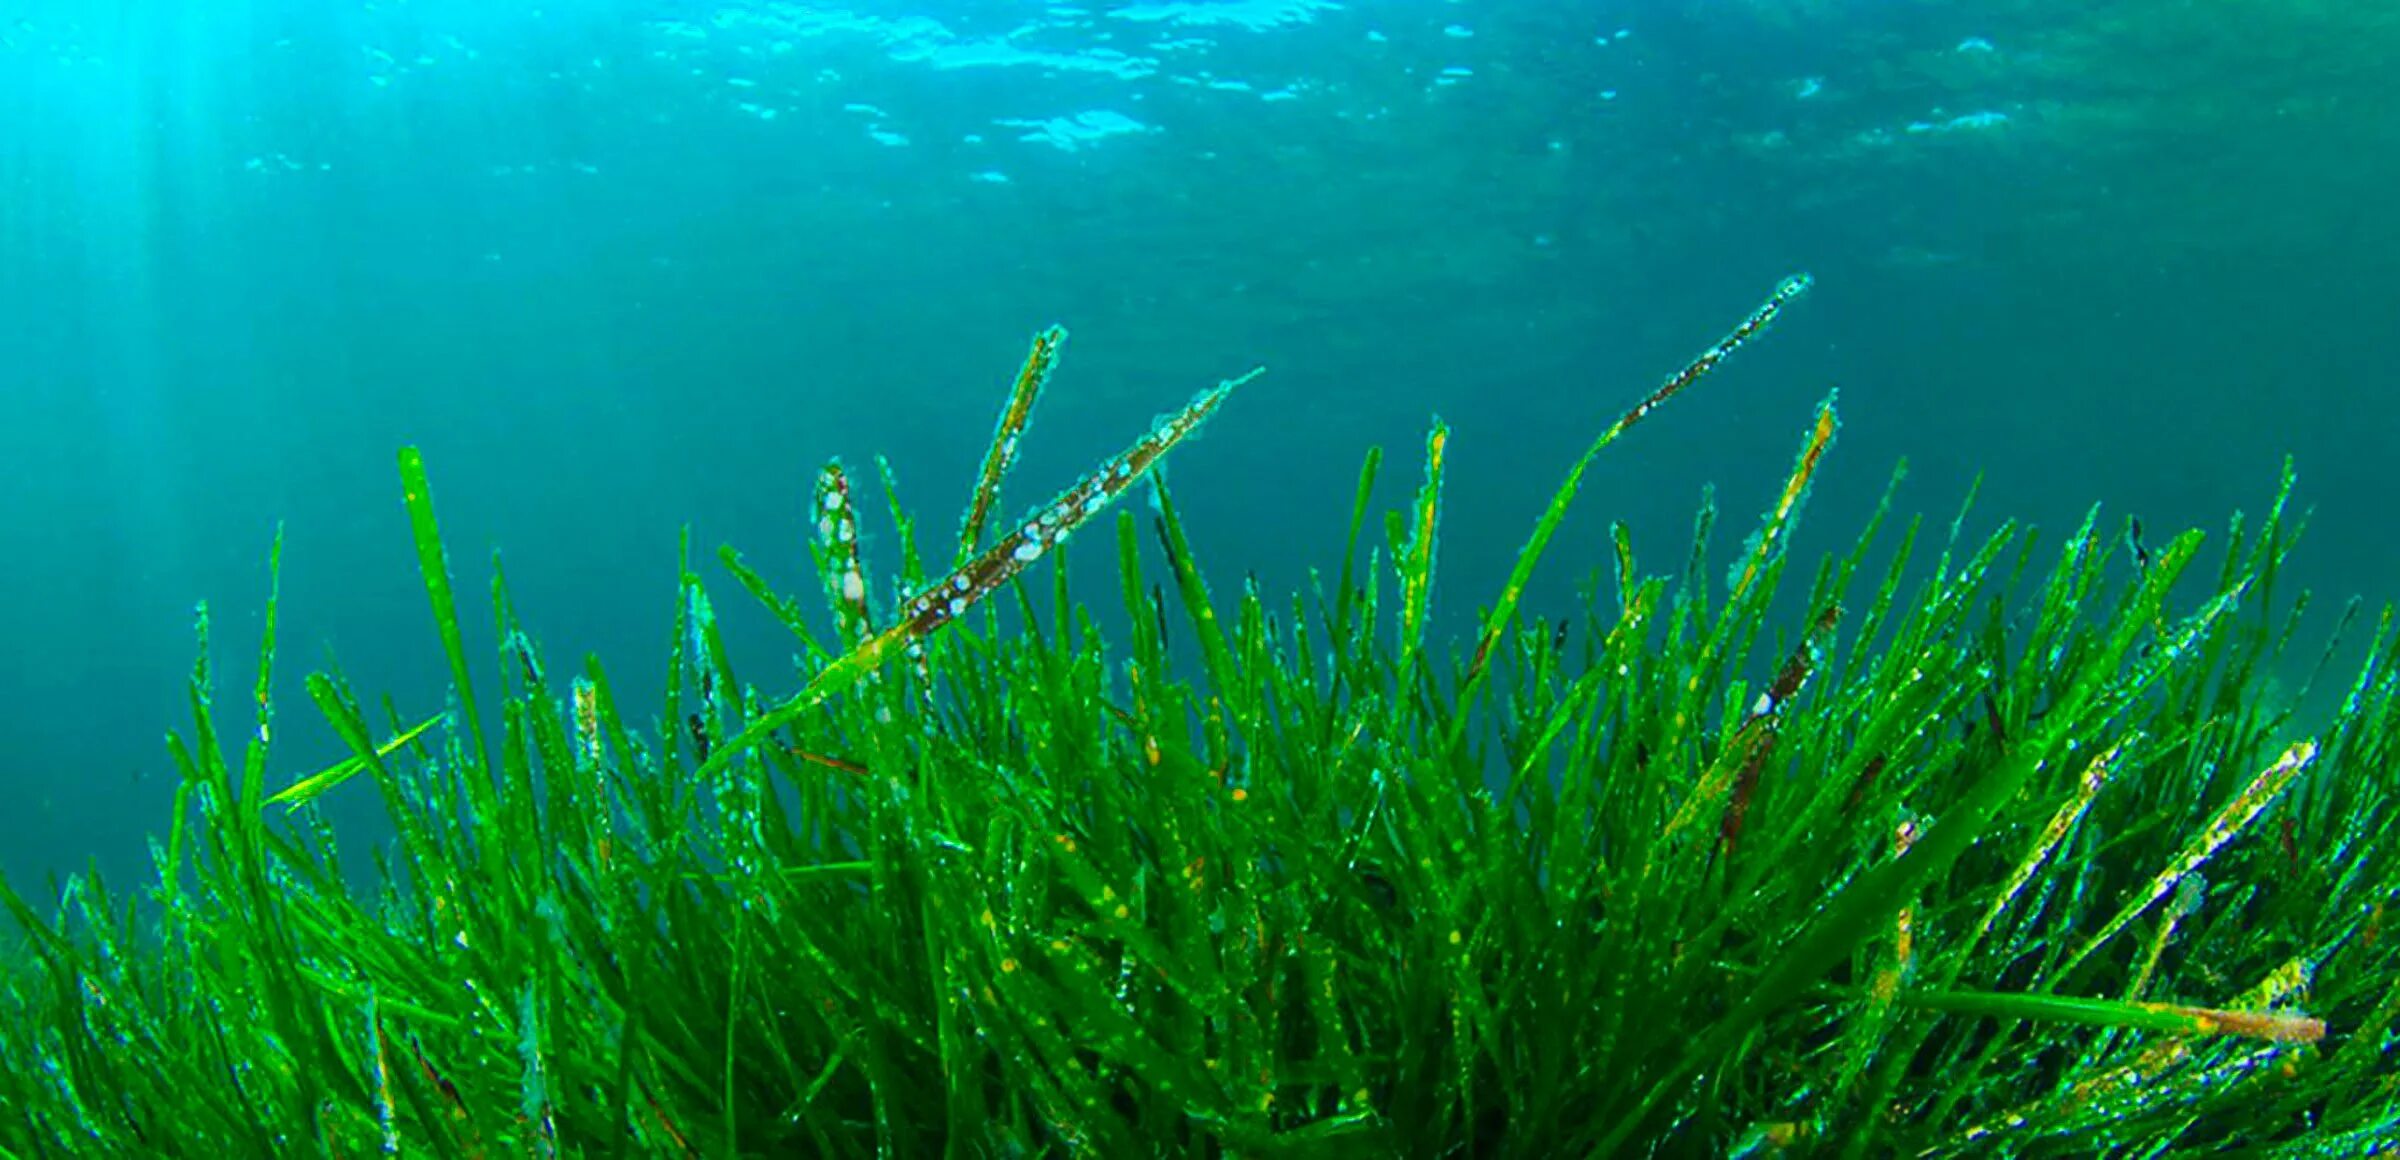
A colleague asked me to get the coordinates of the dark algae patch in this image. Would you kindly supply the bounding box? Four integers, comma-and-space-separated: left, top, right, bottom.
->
7, 278, 2391, 1157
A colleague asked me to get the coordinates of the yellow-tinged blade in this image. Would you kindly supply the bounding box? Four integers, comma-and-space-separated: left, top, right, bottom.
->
266, 714, 441, 808
959, 325, 1067, 566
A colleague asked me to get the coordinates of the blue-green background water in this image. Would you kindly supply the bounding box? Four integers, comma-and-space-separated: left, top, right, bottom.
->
3, 0, 2394, 892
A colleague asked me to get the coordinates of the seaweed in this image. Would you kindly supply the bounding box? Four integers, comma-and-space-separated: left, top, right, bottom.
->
6, 276, 2394, 1157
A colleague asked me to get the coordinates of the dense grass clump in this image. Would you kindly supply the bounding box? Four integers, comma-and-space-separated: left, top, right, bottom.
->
6, 281, 2398, 1158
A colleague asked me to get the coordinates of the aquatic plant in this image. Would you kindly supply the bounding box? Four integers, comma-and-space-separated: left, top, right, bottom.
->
6, 277, 2397, 1158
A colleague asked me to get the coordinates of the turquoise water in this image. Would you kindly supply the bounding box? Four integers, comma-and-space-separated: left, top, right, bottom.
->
2, 0, 2393, 890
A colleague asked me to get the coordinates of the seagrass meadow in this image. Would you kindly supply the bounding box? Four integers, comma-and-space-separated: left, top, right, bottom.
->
5, 275, 2399, 1159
